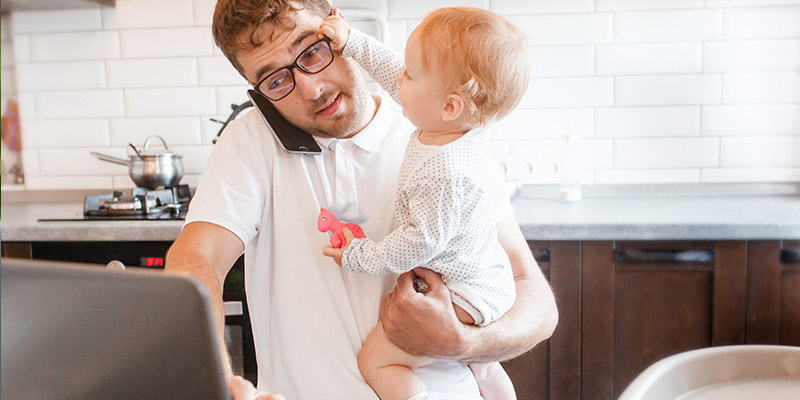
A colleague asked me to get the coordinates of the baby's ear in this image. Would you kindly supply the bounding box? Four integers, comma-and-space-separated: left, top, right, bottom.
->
441, 93, 465, 122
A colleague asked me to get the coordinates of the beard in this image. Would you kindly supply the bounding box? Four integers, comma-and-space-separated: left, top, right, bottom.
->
281, 58, 370, 139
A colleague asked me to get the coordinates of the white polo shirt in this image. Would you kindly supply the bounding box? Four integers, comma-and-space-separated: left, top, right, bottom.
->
185, 95, 493, 399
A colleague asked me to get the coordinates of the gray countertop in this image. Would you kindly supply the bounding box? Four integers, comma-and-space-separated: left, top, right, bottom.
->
2, 186, 800, 242
1, 202, 184, 242
513, 195, 800, 240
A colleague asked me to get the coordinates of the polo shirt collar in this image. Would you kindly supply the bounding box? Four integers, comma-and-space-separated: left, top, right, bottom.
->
315, 94, 394, 153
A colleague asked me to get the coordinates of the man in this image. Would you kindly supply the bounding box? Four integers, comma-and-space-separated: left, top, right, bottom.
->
165, 1, 558, 399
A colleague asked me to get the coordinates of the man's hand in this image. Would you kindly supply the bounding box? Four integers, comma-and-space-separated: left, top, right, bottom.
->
380, 216, 558, 364
379, 267, 469, 359
319, 8, 349, 51
322, 227, 355, 266
227, 376, 285, 400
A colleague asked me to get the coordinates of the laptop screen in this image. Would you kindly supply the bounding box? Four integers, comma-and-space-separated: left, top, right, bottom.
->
1, 258, 230, 400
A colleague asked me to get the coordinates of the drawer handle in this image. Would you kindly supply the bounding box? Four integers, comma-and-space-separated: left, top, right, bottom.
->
782, 249, 800, 264
614, 249, 714, 263
532, 249, 550, 263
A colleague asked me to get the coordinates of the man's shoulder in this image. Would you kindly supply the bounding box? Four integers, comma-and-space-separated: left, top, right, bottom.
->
214, 107, 279, 152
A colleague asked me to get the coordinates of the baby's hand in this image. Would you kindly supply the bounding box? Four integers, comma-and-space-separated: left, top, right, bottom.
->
319, 8, 349, 52
322, 227, 355, 267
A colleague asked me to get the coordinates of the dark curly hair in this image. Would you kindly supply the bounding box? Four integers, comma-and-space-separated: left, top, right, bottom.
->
212, 0, 333, 75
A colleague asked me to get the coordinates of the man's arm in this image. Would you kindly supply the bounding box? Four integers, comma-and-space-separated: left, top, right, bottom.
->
380, 214, 558, 362
165, 221, 245, 375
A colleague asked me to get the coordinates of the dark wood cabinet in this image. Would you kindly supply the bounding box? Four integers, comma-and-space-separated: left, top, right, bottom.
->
501, 241, 551, 400
780, 240, 800, 347
1, 241, 32, 258
502, 241, 583, 400
6, 238, 798, 398
582, 241, 749, 399
504, 239, 799, 400
746, 240, 800, 346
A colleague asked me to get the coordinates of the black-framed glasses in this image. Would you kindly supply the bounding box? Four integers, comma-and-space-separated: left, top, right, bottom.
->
254, 37, 334, 101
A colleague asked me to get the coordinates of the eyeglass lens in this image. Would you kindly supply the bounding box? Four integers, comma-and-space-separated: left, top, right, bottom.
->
259, 40, 333, 100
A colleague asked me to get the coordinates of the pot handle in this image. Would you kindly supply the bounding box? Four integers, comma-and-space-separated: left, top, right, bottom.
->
142, 135, 170, 152
90, 152, 129, 166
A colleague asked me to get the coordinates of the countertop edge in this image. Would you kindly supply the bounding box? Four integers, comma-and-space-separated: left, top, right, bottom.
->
520, 223, 800, 241
3, 192, 800, 242
1, 221, 184, 242
4, 221, 800, 243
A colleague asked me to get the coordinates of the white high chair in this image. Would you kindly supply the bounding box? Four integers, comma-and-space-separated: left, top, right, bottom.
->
617, 345, 800, 400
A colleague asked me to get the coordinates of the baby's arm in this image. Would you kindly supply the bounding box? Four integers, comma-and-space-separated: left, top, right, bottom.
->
342, 177, 464, 276
320, 10, 404, 103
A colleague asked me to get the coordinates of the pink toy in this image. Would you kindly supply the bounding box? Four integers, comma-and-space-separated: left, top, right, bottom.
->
317, 207, 366, 248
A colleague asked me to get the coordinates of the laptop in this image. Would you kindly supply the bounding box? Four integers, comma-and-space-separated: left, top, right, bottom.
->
1, 258, 230, 400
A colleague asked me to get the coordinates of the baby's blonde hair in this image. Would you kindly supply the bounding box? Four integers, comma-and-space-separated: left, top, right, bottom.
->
414, 7, 530, 127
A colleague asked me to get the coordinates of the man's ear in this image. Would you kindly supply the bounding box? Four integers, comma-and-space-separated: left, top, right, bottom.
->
441, 93, 465, 122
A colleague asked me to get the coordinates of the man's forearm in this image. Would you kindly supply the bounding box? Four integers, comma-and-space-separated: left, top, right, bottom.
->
458, 267, 557, 362
164, 222, 244, 376
453, 217, 558, 363
379, 217, 558, 362
165, 238, 233, 376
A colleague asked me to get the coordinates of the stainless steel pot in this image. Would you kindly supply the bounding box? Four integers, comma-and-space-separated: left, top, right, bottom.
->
91, 136, 184, 190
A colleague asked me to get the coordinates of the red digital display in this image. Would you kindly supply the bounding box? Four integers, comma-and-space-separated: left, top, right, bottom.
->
141, 257, 164, 268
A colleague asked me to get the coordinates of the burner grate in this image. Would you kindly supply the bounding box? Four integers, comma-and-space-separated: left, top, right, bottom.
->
82, 184, 191, 220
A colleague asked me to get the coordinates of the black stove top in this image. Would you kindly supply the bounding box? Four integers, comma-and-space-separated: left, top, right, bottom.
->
39, 185, 191, 222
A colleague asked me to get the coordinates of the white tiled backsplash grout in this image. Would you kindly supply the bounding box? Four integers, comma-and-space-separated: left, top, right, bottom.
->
0, 0, 798, 190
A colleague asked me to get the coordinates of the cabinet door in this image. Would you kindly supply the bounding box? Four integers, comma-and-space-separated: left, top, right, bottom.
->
502, 241, 583, 400
747, 240, 800, 345
1, 242, 32, 258
582, 241, 747, 400
548, 241, 582, 400
503, 241, 552, 400
781, 240, 800, 346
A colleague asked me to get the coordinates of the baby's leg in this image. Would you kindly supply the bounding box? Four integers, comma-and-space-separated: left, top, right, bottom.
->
359, 322, 434, 400
452, 304, 515, 400
468, 362, 516, 400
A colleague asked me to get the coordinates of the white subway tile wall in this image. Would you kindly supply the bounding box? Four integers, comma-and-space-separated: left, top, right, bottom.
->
0, 0, 797, 190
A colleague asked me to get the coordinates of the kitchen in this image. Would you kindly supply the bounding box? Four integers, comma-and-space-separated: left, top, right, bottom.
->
1, 0, 799, 399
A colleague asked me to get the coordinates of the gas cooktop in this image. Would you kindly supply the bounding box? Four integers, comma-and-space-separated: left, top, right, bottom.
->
38, 185, 191, 222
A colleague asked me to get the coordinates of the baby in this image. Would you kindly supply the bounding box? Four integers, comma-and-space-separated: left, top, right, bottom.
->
321, 7, 530, 400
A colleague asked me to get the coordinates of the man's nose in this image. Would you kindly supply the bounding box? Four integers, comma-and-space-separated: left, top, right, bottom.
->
293, 70, 325, 99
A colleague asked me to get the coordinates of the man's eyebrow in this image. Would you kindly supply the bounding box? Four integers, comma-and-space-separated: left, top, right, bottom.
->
254, 30, 318, 83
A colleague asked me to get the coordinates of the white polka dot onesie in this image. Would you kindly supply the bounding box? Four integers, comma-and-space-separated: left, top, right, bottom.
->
340, 29, 516, 326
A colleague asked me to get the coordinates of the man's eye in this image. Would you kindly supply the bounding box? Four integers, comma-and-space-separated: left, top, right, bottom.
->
301, 48, 321, 65
268, 76, 285, 90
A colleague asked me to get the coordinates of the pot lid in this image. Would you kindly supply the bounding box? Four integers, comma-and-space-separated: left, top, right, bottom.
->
130, 135, 178, 157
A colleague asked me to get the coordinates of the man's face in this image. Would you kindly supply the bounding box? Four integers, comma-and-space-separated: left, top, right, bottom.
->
237, 9, 370, 139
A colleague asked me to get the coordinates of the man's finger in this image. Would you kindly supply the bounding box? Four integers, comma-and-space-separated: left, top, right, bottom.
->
227, 375, 257, 400
395, 270, 415, 292
413, 267, 441, 286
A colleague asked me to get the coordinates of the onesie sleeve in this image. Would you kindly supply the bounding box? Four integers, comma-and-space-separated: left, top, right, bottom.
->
341, 176, 464, 276
342, 28, 404, 104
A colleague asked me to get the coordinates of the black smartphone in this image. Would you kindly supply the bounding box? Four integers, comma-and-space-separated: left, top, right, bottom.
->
247, 89, 322, 154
